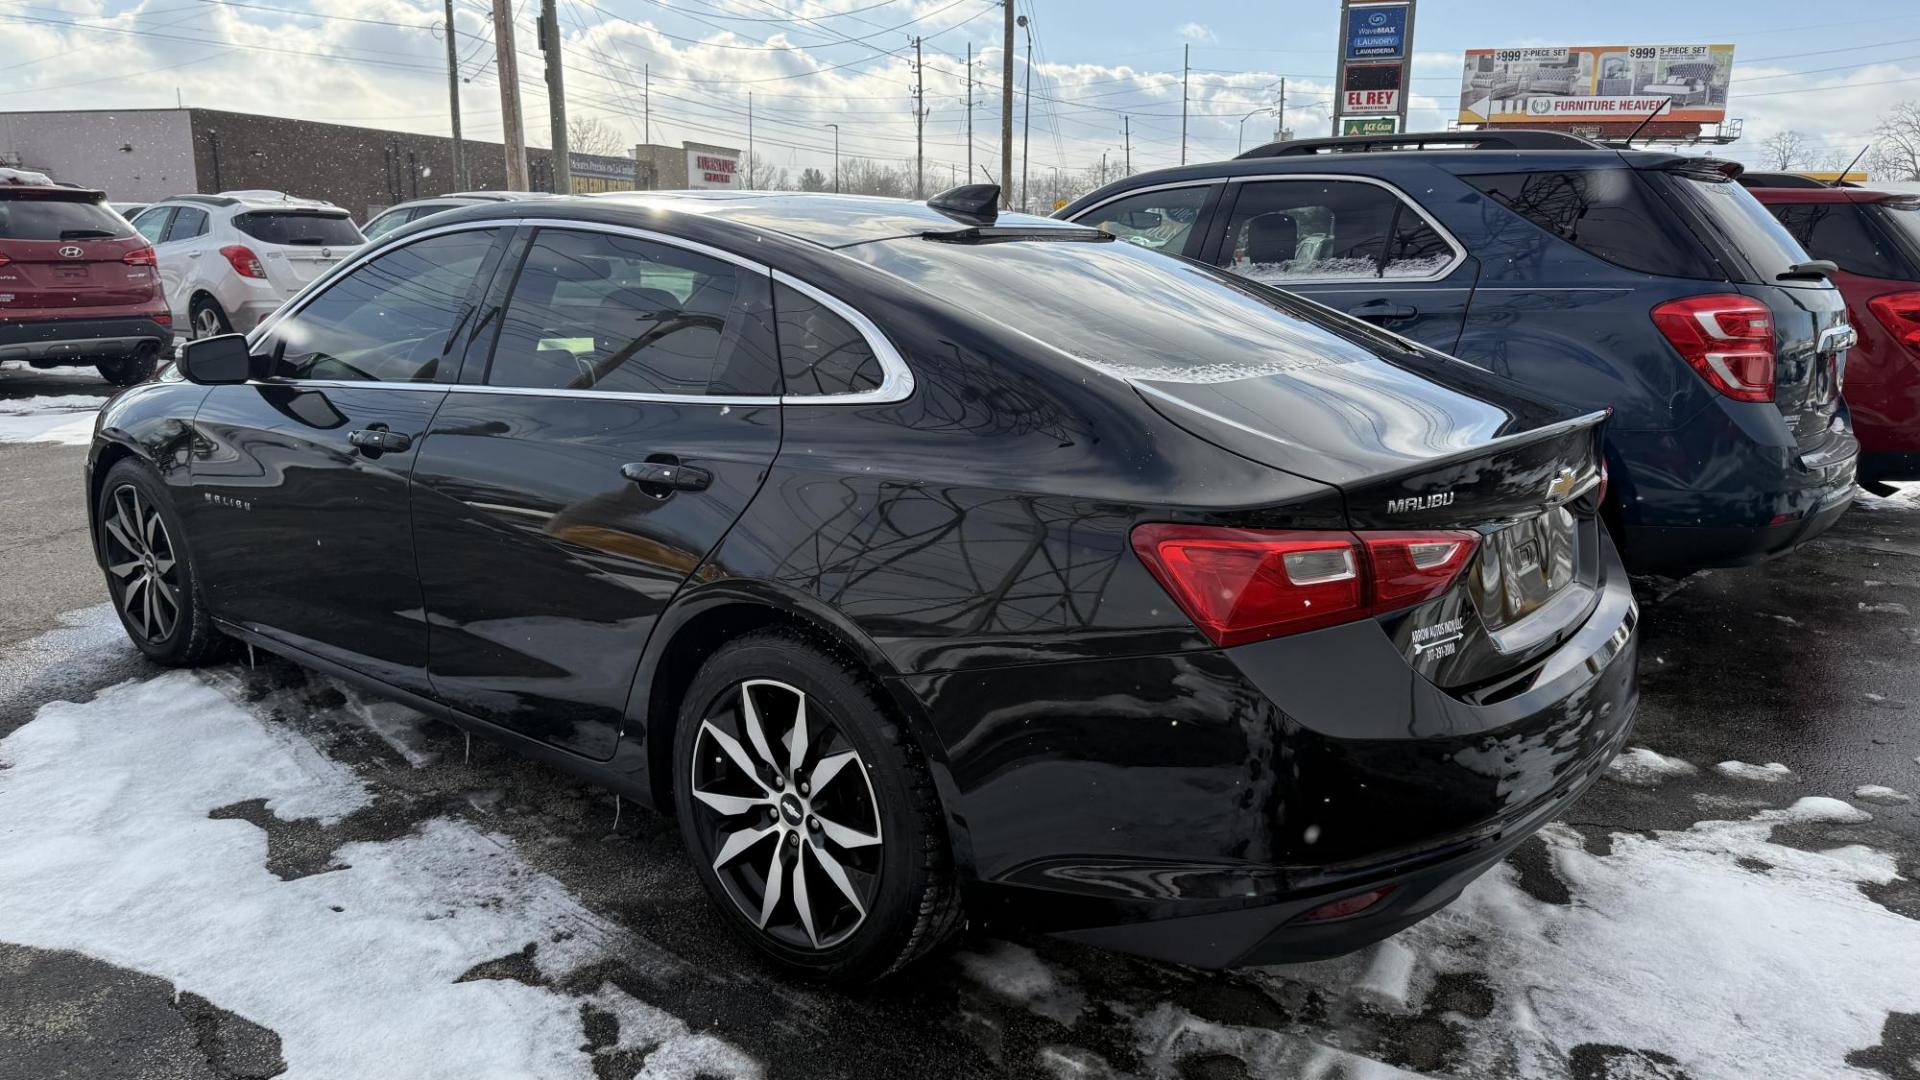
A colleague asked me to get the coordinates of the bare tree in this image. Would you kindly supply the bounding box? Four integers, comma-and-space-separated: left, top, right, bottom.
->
798, 167, 829, 192
1760, 130, 1809, 171
567, 115, 627, 158
1868, 101, 1920, 181
741, 152, 791, 191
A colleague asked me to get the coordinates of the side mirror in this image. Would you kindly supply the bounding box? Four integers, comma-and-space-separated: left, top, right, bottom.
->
177, 334, 267, 385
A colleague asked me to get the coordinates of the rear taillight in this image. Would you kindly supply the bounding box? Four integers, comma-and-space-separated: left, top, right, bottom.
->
0, 252, 9, 267
154, 312, 171, 325
220, 245, 266, 279
1299, 886, 1396, 923
1131, 524, 1480, 647
1868, 290, 1920, 356
1651, 294, 1775, 403
121, 246, 157, 266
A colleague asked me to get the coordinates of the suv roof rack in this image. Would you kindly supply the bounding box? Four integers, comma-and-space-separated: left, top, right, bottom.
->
164, 193, 242, 206
1236, 130, 1608, 159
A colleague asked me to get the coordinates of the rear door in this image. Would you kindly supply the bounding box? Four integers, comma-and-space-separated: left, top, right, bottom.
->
1200, 175, 1477, 352
410, 225, 782, 759
230, 209, 366, 296
0, 191, 156, 321
189, 227, 506, 695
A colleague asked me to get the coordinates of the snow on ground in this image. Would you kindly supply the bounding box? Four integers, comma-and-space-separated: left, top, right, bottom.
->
1854, 785, 1913, 805
0, 393, 104, 445
956, 940, 1088, 1026
1605, 746, 1700, 787
1715, 760, 1797, 783
1256, 801, 1919, 1080
0, 671, 760, 1080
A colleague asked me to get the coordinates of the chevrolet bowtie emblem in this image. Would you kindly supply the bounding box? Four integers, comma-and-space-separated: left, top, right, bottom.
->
1545, 467, 1580, 504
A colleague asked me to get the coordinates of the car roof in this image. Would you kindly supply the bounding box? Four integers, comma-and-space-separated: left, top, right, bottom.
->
154, 191, 346, 213
546, 190, 1087, 248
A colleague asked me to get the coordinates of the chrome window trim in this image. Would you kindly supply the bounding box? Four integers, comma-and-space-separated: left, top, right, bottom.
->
247, 216, 914, 406
1062, 180, 1221, 221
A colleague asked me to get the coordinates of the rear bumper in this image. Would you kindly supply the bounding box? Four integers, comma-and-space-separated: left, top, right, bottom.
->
0, 316, 168, 363
903, 540, 1639, 968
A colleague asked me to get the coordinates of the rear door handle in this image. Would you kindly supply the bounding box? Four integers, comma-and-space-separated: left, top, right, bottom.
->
348, 428, 412, 453
1347, 300, 1418, 321
622, 461, 711, 491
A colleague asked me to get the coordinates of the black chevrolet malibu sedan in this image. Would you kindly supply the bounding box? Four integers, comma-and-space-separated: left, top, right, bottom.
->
85, 187, 1638, 982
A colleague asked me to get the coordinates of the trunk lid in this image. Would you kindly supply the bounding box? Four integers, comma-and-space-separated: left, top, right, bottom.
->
0, 192, 159, 319
1132, 349, 1608, 688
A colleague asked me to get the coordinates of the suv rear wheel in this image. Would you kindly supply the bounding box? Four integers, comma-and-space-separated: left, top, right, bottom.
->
190, 296, 232, 339
672, 630, 963, 983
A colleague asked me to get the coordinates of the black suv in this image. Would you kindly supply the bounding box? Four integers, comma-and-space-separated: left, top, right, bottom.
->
1061, 132, 1859, 576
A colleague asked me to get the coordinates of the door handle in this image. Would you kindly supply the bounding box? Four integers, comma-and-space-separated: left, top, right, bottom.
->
1347, 300, 1418, 321
348, 427, 412, 453
622, 460, 711, 491
186, 251, 203, 258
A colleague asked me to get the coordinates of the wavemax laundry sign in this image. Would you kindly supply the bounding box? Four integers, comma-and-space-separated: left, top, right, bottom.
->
1345, 2, 1408, 60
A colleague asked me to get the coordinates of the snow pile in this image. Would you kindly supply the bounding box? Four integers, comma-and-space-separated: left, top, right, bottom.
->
1714, 760, 1796, 783
1255, 805, 1917, 1080
1854, 785, 1913, 805
955, 940, 1086, 1026
1606, 747, 1700, 787
0, 671, 760, 1080
0, 393, 105, 446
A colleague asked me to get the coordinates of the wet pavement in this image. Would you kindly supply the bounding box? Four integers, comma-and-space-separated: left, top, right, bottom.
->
2, 363, 1917, 1080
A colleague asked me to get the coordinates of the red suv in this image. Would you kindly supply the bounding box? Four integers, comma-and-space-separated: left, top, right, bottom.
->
1744, 177, 1920, 491
0, 172, 170, 386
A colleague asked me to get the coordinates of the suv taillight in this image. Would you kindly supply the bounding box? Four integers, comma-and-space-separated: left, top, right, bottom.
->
1868, 290, 1920, 357
122, 246, 157, 266
1651, 295, 1775, 403
0, 251, 9, 267
1131, 525, 1479, 646
220, 245, 266, 279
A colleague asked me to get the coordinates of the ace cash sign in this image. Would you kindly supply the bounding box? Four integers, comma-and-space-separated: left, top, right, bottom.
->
1343, 88, 1400, 113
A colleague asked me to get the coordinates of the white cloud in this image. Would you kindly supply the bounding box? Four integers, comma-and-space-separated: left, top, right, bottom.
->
1178, 22, 1213, 43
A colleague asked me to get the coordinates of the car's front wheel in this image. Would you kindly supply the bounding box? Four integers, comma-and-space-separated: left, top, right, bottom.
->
673, 630, 963, 983
96, 458, 228, 666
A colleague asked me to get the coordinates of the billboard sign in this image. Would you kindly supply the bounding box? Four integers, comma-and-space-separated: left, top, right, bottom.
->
1340, 116, 1401, 136
1345, 3, 1408, 60
684, 141, 741, 189
1459, 43, 1734, 126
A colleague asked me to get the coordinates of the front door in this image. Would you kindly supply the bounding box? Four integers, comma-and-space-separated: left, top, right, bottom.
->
189, 227, 506, 695
1202, 176, 1478, 352
411, 225, 783, 759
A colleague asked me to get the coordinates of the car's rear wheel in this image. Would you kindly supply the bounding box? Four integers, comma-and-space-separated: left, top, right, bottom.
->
672, 630, 963, 983
96, 459, 227, 666
190, 296, 231, 340
96, 347, 158, 387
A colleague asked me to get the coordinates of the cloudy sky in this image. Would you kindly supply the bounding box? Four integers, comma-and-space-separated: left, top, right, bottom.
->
1, 0, 1916, 187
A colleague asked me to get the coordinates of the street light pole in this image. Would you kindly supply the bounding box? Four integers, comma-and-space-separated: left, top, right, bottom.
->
825, 122, 839, 193
1239, 107, 1270, 154
1017, 14, 1032, 212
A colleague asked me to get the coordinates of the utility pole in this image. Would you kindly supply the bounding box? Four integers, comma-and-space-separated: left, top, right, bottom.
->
538, 0, 568, 194
747, 91, 754, 190
965, 43, 973, 182
643, 65, 650, 145
912, 36, 925, 199
825, 122, 839, 193
1000, 0, 1013, 207
1123, 115, 1131, 175
1180, 43, 1189, 165
443, 0, 464, 190
1275, 78, 1286, 141
1017, 14, 1031, 212
490, 0, 528, 190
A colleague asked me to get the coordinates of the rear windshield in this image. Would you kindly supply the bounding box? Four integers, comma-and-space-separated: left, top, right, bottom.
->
1662, 172, 1812, 285
845, 233, 1390, 382
0, 196, 131, 241
1765, 200, 1918, 280
232, 211, 364, 247
1868, 200, 1920, 275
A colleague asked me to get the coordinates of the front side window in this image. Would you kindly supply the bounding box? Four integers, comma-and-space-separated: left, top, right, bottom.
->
1219, 180, 1453, 282
130, 207, 174, 244
485, 229, 777, 397
271, 229, 499, 382
1073, 186, 1210, 255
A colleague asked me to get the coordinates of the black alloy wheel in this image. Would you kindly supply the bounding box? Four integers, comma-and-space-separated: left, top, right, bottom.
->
95, 459, 228, 666
673, 632, 963, 983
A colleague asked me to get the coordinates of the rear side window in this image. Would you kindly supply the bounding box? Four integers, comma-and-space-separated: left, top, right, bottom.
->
1766, 202, 1910, 280
1464, 169, 1718, 279
232, 211, 364, 247
774, 281, 885, 396
1074, 186, 1209, 256
0, 197, 132, 241
1219, 179, 1455, 282
486, 229, 778, 397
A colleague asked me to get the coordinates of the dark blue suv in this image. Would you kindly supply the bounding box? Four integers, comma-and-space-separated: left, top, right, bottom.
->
1059, 131, 1859, 575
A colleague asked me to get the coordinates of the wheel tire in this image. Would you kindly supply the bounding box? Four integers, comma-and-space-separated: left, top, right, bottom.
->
189, 296, 232, 340
96, 348, 158, 387
95, 458, 229, 666
672, 630, 963, 984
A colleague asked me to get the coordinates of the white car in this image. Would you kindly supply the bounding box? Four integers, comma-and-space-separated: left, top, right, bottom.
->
128, 191, 365, 339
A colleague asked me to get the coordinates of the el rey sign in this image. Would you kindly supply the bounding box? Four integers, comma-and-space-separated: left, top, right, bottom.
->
1343, 88, 1400, 114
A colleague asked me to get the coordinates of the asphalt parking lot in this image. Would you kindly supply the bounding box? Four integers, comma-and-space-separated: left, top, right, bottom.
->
2, 362, 1917, 1080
